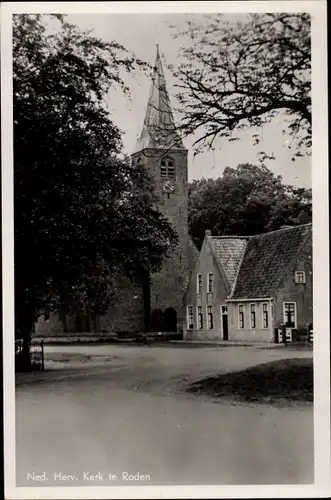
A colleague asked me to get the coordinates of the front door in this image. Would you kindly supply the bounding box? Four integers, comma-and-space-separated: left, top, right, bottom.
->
164, 308, 177, 332
221, 305, 229, 340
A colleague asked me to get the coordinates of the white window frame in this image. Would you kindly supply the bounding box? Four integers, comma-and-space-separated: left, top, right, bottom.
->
207, 273, 214, 293
196, 274, 202, 294
249, 303, 256, 329
187, 306, 194, 330
197, 306, 203, 330
283, 302, 297, 328
295, 271, 306, 284
262, 302, 269, 329
238, 304, 244, 329
206, 305, 213, 329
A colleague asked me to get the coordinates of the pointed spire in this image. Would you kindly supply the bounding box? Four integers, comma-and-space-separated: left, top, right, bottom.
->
133, 46, 186, 153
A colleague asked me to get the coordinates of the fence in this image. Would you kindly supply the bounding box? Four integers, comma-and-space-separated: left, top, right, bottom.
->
309, 328, 313, 343
275, 325, 313, 344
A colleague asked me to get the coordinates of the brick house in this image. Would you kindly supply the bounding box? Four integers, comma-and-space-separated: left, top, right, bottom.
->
184, 224, 312, 342
35, 46, 198, 338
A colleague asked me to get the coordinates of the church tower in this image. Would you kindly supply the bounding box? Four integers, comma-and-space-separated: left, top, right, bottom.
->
131, 46, 189, 333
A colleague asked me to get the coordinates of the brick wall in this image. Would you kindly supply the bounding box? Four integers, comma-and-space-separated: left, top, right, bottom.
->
34, 274, 145, 337
227, 300, 274, 342
35, 312, 68, 337
100, 275, 144, 334
273, 234, 313, 332
184, 235, 229, 340
133, 149, 190, 331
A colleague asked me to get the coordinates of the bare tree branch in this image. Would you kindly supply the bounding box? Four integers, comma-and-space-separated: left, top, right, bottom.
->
170, 13, 311, 159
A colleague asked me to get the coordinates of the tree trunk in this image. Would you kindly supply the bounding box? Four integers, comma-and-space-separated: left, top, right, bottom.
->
75, 311, 83, 333
143, 270, 151, 333
15, 298, 35, 370
21, 332, 32, 370
59, 303, 68, 333
16, 320, 33, 371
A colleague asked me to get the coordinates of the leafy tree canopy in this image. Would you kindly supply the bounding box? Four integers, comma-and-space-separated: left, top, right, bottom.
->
14, 14, 177, 339
171, 13, 311, 159
188, 163, 312, 249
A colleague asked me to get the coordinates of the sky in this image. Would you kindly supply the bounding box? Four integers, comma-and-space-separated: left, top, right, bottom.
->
66, 13, 311, 189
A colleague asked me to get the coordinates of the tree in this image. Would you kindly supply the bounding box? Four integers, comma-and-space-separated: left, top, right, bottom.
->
14, 15, 177, 366
188, 163, 312, 248
171, 13, 311, 159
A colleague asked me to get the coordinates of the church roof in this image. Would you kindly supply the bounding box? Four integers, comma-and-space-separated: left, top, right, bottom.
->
133, 46, 186, 153
206, 224, 312, 299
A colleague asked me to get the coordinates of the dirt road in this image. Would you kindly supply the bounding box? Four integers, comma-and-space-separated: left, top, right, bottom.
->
16, 344, 313, 486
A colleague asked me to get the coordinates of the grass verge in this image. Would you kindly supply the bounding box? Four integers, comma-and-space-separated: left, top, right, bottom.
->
188, 358, 313, 403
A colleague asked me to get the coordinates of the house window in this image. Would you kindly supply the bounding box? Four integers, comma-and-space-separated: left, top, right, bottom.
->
197, 306, 203, 329
250, 304, 256, 329
196, 274, 202, 294
207, 306, 213, 329
187, 306, 194, 330
238, 304, 244, 329
160, 158, 175, 178
262, 303, 269, 329
283, 302, 297, 328
295, 271, 306, 283
207, 273, 213, 293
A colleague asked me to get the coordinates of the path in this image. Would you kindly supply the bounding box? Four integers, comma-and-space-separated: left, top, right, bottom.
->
16, 344, 313, 486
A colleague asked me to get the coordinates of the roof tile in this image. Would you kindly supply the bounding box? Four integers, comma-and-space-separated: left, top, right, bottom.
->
230, 224, 312, 299
210, 236, 247, 289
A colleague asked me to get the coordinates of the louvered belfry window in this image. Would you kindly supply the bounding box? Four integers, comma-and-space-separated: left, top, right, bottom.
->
295, 271, 306, 283
161, 158, 175, 178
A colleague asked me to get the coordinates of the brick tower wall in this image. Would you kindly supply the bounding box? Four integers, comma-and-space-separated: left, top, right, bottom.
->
132, 148, 189, 332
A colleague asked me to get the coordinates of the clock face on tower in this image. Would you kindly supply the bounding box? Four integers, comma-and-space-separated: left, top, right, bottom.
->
162, 180, 175, 194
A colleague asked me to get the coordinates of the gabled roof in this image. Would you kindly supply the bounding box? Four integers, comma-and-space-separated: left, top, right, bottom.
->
204, 224, 312, 300
209, 236, 248, 290
188, 235, 199, 273
230, 224, 312, 299
133, 46, 186, 153
183, 236, 200, 302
